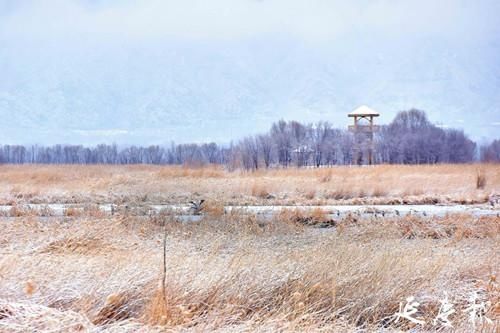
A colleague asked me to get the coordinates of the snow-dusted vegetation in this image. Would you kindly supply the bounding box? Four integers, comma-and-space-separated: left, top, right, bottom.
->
0, 165, 499, 332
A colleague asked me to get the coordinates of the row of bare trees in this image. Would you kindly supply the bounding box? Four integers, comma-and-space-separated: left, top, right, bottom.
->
0, 110, 496, 168
233, 110, 478, 169
377, 110, 477, 164
0, 143, 229, 166
236, 120, 350, 169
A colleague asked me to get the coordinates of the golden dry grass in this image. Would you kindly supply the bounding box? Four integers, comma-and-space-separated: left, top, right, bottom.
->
0, 211, 498, 332
0, 164, 498, 206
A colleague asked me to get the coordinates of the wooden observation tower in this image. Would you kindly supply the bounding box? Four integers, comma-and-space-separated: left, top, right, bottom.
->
348, 105, 379, 165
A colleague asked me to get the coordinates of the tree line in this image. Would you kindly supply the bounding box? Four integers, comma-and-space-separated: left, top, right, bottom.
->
0, 110, 498, 168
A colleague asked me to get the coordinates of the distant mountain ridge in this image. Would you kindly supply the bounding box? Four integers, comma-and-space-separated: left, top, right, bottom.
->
0, 38, 499, 145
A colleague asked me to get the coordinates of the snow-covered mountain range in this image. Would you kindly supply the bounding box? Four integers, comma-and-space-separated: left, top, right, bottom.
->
1, 36, 499, 145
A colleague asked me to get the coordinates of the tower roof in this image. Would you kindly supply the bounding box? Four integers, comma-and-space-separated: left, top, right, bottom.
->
348, 105, 380, 117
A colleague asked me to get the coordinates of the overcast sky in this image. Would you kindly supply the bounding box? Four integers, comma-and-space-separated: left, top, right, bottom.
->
1, 0, 498, 43
0, 0, 499, 145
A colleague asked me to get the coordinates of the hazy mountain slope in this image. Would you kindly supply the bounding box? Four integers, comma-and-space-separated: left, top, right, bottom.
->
0, 38, 498, 145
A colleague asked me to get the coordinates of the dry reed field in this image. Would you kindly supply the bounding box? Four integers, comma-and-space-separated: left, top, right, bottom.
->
0, 211, 498, 332
0, 164, 499, 332
0, 164, 498, 206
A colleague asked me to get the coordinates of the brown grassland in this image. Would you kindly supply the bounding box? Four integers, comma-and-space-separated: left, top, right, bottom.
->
0, 164, 499, 332
0, 163, 498, 205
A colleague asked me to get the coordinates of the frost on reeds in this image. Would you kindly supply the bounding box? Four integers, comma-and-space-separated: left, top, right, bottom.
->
40, 236, 109, 255
337, 213, 500, 240
0, 301, 93, 332
0, 210, 498, 332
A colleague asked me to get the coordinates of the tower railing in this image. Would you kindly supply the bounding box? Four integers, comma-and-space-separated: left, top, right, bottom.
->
348, 125, 380, 132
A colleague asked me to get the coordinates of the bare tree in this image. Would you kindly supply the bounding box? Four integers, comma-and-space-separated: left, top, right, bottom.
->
257, 134, 273, 168
201, 142, 220, 164
240, 137, 259, 170
270, 120, 292, 167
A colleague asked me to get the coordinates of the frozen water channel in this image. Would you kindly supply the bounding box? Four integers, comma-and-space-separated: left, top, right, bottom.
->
0, 203, 498, 219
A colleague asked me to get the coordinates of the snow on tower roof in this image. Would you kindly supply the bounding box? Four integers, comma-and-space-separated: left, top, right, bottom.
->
348, 105, 380, 117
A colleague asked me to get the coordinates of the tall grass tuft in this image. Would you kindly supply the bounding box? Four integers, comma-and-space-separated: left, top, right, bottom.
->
476, 168, 487, 189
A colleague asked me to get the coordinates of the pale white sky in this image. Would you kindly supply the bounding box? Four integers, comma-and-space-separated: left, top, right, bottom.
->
1, 0, 497, 43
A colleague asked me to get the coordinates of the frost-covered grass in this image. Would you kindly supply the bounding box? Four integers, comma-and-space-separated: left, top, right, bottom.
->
0, 212, 498, 332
